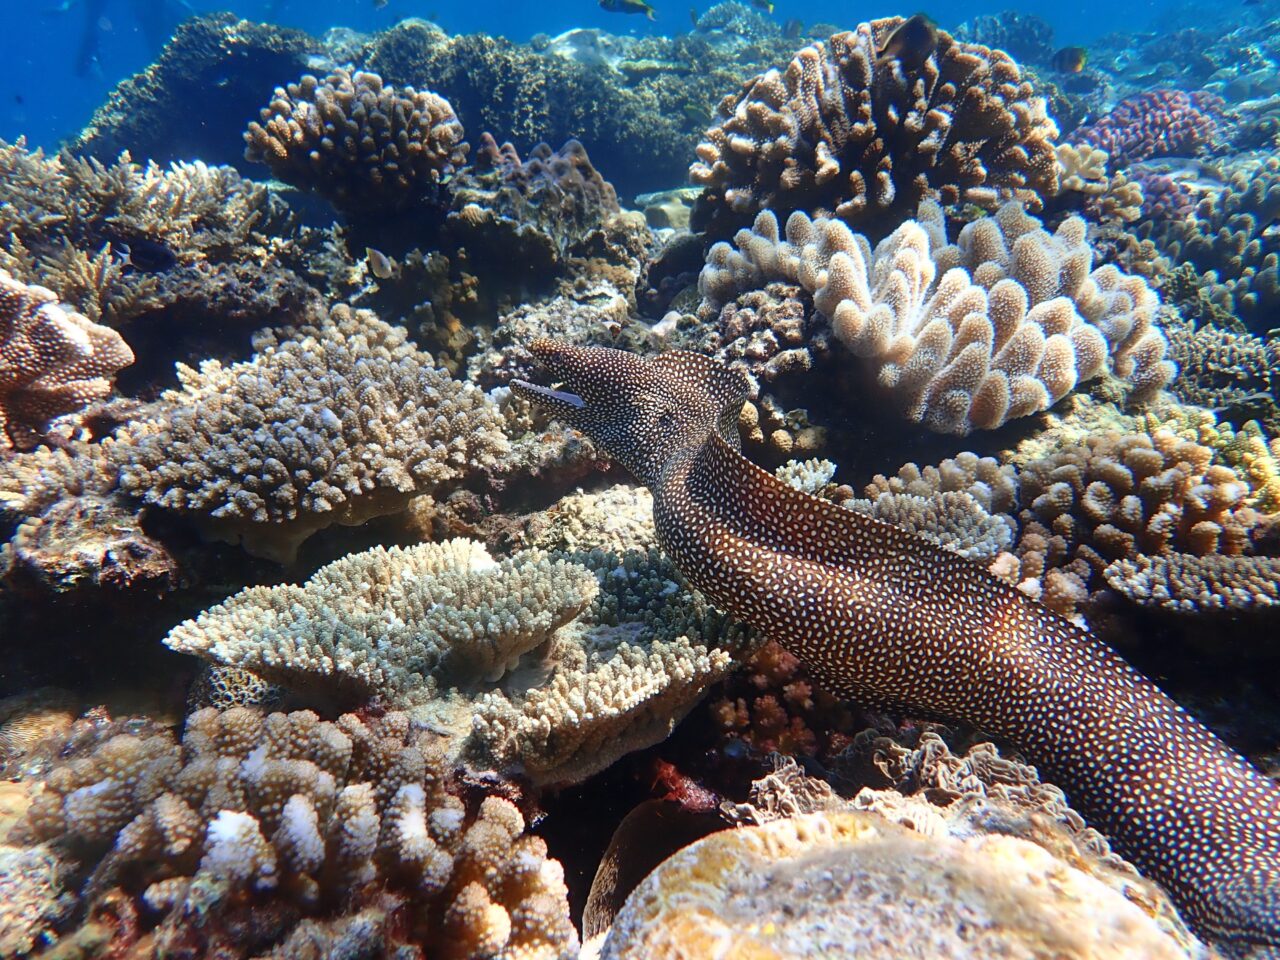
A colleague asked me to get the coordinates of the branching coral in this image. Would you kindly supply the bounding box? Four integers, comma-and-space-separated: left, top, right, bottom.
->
165, 541, 751, 785
0, 139, 313, 332
689, 17, 1060, 234
165, 539, 599, 707
244, 68, 468, 215
0, 271, 133, 449
699, 201, 1174, 434
1069, 90, 1224, 167
115, 305, 507, 562
1103, 553, 1280, 612
1132, 154, 1280, 332
17, 707, 579, 959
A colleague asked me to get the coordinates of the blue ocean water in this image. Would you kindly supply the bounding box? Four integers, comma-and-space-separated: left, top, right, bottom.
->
2, 0, 1209, 152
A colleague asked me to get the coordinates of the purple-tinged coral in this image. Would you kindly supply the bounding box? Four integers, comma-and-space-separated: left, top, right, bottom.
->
689, 17, 1060, 235
0, 271, 133, 450
1069, 90, 1225, 167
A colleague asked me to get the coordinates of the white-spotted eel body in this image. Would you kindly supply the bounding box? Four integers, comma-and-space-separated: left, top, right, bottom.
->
512, 339, 1280, 952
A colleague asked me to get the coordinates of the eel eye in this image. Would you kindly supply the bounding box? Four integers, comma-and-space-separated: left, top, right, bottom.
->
657, 409, 677, 432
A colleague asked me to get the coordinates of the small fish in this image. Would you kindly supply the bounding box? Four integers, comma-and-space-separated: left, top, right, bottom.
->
876, 12, 938, 70
111, 235, 177, 273
373, 0, 386, 8
600, 0, 656, 20
1050, 46, 1088, 73
13, 93, 23, 105
750, 0, 773, 13
689, 5, 697, 27
782, 17, 803, 38
365, 247, 396, 280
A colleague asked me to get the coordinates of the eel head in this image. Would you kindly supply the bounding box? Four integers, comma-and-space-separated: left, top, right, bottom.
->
511, 339, 750, 487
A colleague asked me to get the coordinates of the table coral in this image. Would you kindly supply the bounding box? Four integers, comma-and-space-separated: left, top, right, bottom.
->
165, 539, 599, 707
699, 201, 1174, 434
1069, 90, 1225, 167
115, 305, 507, 562
245, 68, 468, 215
689, 17, 1060, 235
1103, 553, 1280, 612
600, 809, 1194, 959
165, 539, 751, 785
16, 707, 579, 960
0, 272, 134, 450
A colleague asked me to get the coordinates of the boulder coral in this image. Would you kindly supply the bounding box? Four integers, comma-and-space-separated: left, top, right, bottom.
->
699, 202, 1174, 434
0, 271, 133, 450
600, 810, 1194, 959
690, 17, 1060, 234
244, 67, 468, 215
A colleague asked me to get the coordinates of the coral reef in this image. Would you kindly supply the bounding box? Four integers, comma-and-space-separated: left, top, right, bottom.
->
953, 10, 1056, 67
16, 707, 579, 959
699, 201, 1174, 434
0, 272, 133, 450
165, 542, 751, 784
244, 68, 468, 215
600, 809, 1194, 959
165, 539, 599, 707
690, 17, 1060, 235
115, 306, 507, 562
0, 138, 317, 341
1131, 154, 1280, 332
445, 135, 632, 285
1069, 90, 1226, 167
73, 14, 323, 168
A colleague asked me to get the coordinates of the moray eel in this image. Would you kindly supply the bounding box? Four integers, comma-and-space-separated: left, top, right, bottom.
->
512, 339, 1280, 952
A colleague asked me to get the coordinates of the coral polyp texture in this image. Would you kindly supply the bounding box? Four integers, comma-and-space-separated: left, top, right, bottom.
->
165, 540, 752, 784
1068, 90, 1225, 168
16, 707, 579, 959
244, 68, 468, 214
689, 17, 1060, 235
0, 271, 133, 450
165, 539, 600, 707
115, 305, 507, 562
600, 810, 1192, 959
699, 202, 1174, 434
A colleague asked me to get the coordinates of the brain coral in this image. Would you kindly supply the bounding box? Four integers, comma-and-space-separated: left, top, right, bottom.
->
689, 17, 1060, 235
115, 305, 507, 562
165, 540, 752, 785
601, 810, 1191, 959
244, 68, 468, 214
699, 201, 1174, 434
0, 271, 133, 449
18, 707, 579, 959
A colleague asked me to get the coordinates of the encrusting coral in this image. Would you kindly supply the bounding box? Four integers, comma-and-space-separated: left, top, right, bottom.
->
689, 17, 1060, 235
699, 201, 1174, 434
114, 305, 507, 562
14, 707, 579, 959
164, 540, 753, 785
244, 68, 468, 215
0, 271, 134, 450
